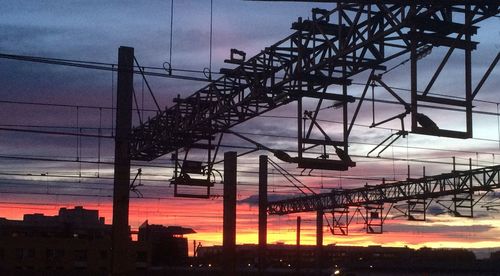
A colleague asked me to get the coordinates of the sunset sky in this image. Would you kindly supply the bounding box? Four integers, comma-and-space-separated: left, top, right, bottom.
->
0, 0, 499, 257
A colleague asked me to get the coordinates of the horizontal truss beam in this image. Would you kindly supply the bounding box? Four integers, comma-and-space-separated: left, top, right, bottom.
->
268, 164, 500, 215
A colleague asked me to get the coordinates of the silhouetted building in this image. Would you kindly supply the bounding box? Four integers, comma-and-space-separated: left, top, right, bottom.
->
196, 243, 414, 269
490, 250, 500, 260
0, 206, 194, 275
138, 220, 195, 266
195, 243, 483, 275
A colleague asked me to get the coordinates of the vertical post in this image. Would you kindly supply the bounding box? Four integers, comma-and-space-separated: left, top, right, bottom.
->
339, 4, 349, 155
465, 4, 473, 137
296, 216, 301, 271
223, 151, 237, 276
316, 210, 324, 275
469, 157, 474, 217
112, 46, 134, 275
453, 156, 458, 215
258, 155, 268, 274
296, 19, 303, 162
193, 240, 197, 257
410, 4, 418, 132
297, 98, 303, 160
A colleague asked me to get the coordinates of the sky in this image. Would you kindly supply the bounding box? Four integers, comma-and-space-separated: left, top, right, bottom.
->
0, 0, 500, 257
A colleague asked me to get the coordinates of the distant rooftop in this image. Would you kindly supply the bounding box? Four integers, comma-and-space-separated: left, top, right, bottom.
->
139, 220, 195, 237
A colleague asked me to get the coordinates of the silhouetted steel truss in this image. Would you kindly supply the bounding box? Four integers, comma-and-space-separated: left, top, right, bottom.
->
129, 1, 498, 196
268, 164, 500, 234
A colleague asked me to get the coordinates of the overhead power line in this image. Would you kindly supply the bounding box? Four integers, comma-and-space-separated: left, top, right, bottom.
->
0, 52, 221, 83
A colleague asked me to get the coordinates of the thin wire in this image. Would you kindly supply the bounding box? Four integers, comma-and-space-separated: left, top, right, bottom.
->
268, 158, 315, 195
132, 87, 143, 124
1, 52, 500, 110
8, 95, 482, 119
406, 134, 409, 168
0, 99, 156, 112
0, 124, 109, 130
0, 155, 172, 168
235, 130, 500, 156
371, 80, 375, 125
111, 65, 115, 137
392, 133, 396, 181
0, 127, 114, 139
141, 75, 145, 123
134, 58, 161, 112
209, 0, 213, 79
497, 103, 500, 150
76, 107, 79, 162
98, 108, 102, 178
78, 126, 82, 180
0, 138, 494, 170
169, 0, 174, 67
0, 52, 222, 79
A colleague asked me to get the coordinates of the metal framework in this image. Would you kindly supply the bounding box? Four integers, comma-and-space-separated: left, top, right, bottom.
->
269, 164, 500, 234
268, 164, 500, 214
128, 2, 498, 196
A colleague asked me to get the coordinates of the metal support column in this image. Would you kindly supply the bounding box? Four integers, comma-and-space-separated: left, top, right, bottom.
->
465, 4, 473, 137
316, 210, 324, 275
296, 216, 301, 271
258, 155, 268, 274
223, 151, 237, 276
410, 4, 418, 132
112, 46, 134, 275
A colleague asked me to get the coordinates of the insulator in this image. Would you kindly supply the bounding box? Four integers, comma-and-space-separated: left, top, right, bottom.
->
415, 113, 439, 131
274, 150, 293, 163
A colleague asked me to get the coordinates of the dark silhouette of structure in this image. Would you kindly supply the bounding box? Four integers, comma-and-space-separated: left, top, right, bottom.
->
268, 164, 500, 235
122, 3, 498, 274
112, 46, 135, 275
0, 206, 194, 275
138, 220, 195, 267
129, 2, 498, 172
194, 244, 499, 275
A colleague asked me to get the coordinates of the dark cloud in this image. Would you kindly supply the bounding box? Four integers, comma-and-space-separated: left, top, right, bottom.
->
238, 193, 294, 206
427, 205, 446, 216
0, 25, 69, 54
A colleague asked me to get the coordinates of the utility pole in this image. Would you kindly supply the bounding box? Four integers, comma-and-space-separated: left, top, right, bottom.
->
258, 155, 268, 275
296, 216, 301, 271
112, 46, 134, 275
316, 210, 324, 275
223, 151, 237, 276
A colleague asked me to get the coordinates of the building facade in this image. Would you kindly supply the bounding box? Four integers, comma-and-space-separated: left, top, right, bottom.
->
0, 206, 193, 275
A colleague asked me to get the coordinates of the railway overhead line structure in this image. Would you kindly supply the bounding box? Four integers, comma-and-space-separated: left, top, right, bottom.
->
268, 163, 500, 234
129, 1, 499, 198
127, 0, 499, 231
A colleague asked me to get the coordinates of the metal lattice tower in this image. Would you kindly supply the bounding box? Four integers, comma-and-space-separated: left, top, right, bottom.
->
130, 1, 499, 170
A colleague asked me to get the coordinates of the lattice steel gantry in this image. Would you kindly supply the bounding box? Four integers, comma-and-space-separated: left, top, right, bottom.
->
268, 164, 500, 234
129, 1, 498, 197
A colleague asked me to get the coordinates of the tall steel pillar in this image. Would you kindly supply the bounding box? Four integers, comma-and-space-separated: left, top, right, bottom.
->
410, 4, 418, 133
258, 155, 268, 274
316, 210, 324, 275
465, 4, 473, 137
223, 151, 237, 276
296, 216, 301, 271
112, 46, 134, 275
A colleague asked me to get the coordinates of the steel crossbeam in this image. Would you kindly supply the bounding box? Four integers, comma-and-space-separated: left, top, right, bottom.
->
129, 2, 499, 161
267, 164, 500, 215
